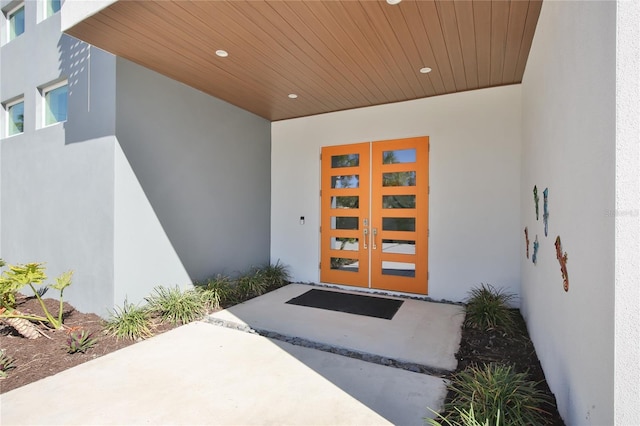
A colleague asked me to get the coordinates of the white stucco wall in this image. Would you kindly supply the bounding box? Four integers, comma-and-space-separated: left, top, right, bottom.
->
0, 2, 117, 315
521, 1, 616, 424
271, 86, 522, 303
615, 1, 640, 424
113, 58, 272, 306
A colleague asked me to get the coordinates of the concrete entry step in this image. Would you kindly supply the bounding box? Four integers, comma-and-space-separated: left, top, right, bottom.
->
208, 283, 465, 373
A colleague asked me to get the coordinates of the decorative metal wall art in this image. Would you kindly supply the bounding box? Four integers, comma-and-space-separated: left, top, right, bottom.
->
524, 227, 530, 259
532, 235, 539, 265
555, 236, 569, 292
543, 188, 549, 237
533, 185, 539, 220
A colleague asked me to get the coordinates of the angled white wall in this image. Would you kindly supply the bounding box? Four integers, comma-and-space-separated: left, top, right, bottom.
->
521, 1, 617, 424
272, 85, 522, 303
113, 58, 272, 307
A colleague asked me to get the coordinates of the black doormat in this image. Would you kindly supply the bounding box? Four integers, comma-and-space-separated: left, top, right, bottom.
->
285, 289, 404, 320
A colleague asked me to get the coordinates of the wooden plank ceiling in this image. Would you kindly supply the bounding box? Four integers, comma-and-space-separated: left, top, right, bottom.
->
65, 0, 542, 121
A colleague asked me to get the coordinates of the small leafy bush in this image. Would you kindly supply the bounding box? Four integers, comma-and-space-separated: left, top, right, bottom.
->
66, 330, 97, 354
145, 286, 205, 325
0, 262, 74, 332
464, 284, 516, 333
197, 274, 236, 311
0, 350, 16, 378
261, 260, 291, 291
104, 300, 153, 340
443, 363, 550, 425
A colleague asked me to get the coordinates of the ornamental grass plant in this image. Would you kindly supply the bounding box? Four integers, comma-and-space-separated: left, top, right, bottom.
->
464, 284, 517, 333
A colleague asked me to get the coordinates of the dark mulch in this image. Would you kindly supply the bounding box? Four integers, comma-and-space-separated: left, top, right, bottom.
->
0, 294, 178, 394
449, 309, 565, 425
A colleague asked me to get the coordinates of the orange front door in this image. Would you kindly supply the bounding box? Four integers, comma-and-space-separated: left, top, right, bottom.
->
320, 137, 429, 295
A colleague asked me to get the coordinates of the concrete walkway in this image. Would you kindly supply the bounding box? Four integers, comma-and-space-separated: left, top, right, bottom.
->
1, 284, 464, 425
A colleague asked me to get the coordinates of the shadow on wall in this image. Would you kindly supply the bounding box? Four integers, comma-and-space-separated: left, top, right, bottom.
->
58, 34, 116, 144
113, 59, 271, 284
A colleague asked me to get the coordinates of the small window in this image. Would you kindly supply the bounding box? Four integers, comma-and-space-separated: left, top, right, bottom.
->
45, 0, 60, 18
7, 3, 25, 41
5, 98, 25, 137
43, 82, 67, 126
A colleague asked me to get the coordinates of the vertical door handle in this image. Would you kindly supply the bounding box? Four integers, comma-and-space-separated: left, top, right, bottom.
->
372, 228, 378, 250
363, 228, 368, 249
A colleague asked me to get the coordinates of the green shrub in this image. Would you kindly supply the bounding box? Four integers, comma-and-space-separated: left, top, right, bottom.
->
66, 330, 97, 354
261, 260, 291, 291
464, 284, 516, 333
427, 404, 500, 426
145, 286, 205, 325
236, 268, 267, 300
0, 350, 16, 378
197, 274, 236, 311
104, 300, 153, 341
443, 363, 550, 425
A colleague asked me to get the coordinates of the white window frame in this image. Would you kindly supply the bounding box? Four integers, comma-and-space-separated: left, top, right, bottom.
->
3, 96, 25, 138
38, 0, 60, 22
40, 79, 68, 128
6, 2, 25, 42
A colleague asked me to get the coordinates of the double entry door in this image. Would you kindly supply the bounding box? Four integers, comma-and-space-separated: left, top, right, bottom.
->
320, 137, 429, 295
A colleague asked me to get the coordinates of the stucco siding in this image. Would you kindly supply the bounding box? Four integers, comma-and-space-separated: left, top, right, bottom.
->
521, 1, 616, 424
113, 58, 271, 306
271, 85, 522, 304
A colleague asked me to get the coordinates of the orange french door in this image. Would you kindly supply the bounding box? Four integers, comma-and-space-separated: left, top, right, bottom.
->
320, 137, 429, 295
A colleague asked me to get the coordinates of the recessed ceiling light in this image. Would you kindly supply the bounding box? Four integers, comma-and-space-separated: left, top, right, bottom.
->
288, 94, 298, 99
387, 0, 402, 4
419, 67, 432, 74
215, 50, 228, 58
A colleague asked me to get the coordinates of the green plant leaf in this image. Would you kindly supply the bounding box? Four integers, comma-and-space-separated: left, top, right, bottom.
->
50, 270, 73, 291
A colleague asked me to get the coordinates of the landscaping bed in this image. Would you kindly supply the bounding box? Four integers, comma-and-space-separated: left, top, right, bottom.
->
446, 309, 565, 425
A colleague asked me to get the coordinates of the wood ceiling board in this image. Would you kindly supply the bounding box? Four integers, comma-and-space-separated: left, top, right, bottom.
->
473, 0, 493, 88
502, 0, 530, 83
435, 1, 468, 90
416, 1, 458, 92
489, 0, 510, 86
340, 1, 417, 101
514, 0, 543, 81
454, 1, 479, 90
400, 1, 446, 95
64, 0, 542, 122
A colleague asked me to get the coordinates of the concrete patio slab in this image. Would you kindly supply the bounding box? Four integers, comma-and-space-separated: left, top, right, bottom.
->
210, 283, 465, 372
1, 321, 447, 426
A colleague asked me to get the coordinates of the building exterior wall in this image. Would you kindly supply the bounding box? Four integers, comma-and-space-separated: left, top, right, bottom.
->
521, 1, 616, 424
113, 58, 272, 306
0, 0, 117, 315
271, 85, 522, 303
614, 1, 640, 424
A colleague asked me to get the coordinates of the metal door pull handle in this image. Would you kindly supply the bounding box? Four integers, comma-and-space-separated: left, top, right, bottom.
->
372, 228, 377, 250
363, 228, 368, 249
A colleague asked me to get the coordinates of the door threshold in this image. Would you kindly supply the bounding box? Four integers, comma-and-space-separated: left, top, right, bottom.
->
308, 282, 460, 305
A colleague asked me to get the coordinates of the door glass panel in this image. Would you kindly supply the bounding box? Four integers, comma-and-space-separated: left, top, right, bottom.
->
332, 175, 359, 188
383, 149, 416, 164
382, 195, 415, 209
382, 239, 416, 255
382, 218, 415, 232
331, 216, 359, 230
331, 196, 359, 209
382, 171, 416, 187
382, 261, 416, 277
331, 154, 359, 168
331, 237, 359, 251
331, 258, 359, 272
